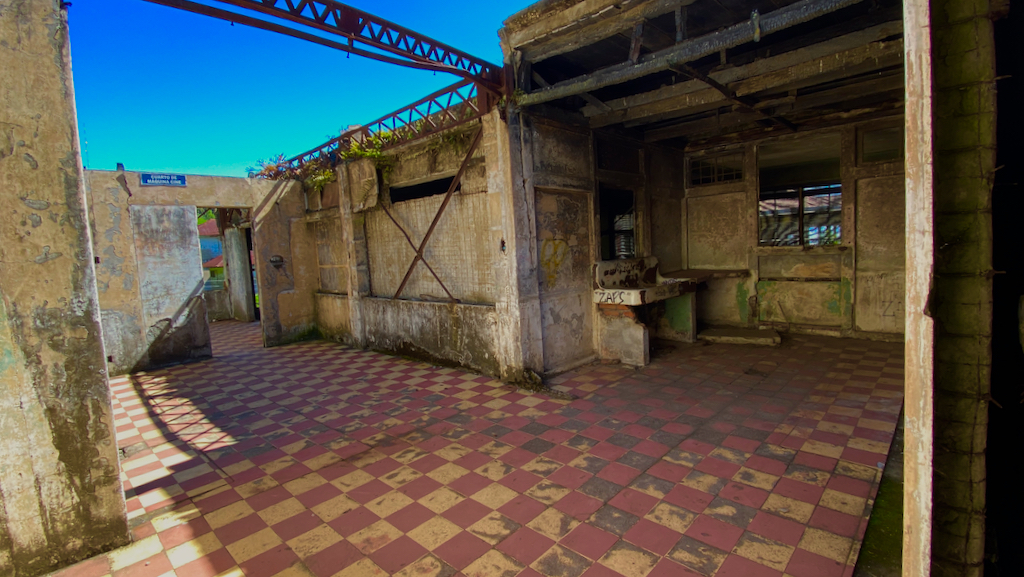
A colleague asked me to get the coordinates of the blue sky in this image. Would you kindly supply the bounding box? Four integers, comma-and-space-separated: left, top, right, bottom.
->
68, 0, 535, 176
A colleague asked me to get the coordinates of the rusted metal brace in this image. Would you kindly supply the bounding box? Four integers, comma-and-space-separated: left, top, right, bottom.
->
389, 127, 484, 302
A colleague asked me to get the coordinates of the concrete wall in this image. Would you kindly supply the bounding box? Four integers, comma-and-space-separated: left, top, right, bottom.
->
0, 2, 129, 573
680, 122, 906, 338
223, 227, 255, 322
315, 293, 351, 342
85, 171, 301, 367
252, 181, 317, 347
321, 113, 542, 379
362, 299, 501, 375
528, 117, 596, 373
204, 290, 232, 321
130, 205, 211, 366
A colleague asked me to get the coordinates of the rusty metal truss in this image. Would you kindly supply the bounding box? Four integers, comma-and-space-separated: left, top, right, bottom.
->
141, 0, 501, 89
287, 79, 491, 168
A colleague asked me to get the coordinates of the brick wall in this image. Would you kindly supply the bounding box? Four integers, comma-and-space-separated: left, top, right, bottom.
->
929, 0, 998, 575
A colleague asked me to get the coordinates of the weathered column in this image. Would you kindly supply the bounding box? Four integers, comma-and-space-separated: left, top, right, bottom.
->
0, 1, 129, 574
492, 108, 545, 380
904, 0, 998, 575
224, 227, 255, 322
928, 0, 997, 575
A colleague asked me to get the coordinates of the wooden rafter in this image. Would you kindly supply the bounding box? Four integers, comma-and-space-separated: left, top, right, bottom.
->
518, 0, 869, 107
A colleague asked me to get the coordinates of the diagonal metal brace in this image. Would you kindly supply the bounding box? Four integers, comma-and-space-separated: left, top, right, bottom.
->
379, 202, 458, 303
390, 127, 484, 302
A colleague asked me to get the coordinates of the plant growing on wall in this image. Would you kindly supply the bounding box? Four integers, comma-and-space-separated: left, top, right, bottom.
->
249, 129, 401, 190
248, 154, 336, 194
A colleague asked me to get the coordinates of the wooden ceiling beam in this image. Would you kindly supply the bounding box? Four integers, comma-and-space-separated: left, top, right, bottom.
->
518, 0, 870, 107
508, 0, 697, 64
644, 73, 904, 141
587, 26, 903, 128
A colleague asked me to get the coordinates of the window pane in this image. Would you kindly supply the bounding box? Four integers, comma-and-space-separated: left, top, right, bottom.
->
803, 184, 843, 246
717, 154, 744, 183
690, 158, 716, 185
759, 191, 801, 246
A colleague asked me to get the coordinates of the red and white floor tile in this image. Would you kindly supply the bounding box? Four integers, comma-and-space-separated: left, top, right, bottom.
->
51, 321, 903, 577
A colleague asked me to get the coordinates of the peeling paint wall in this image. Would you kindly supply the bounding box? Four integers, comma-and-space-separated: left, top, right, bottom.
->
0, 2, 129, 573
529, 118, 595, 373
84, 170, 275, 373
84, 172, 147, 374
315, 293, 351, 342
362, 299, 500, 375
682, 123, 906, 338
253, 181, 317, 347
131, 205, 211, 365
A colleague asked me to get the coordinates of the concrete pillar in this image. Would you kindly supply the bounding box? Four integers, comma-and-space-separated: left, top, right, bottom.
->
224, 227, 255, 322
0, 1, 129, 574
904, 0, 997, 575
493, 108, 545, 380
928, 0, 996, 575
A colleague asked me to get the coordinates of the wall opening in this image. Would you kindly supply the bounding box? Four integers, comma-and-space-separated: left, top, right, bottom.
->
598, 186, 635, 260
757, 133, 842, 247
390, 176, 456, 203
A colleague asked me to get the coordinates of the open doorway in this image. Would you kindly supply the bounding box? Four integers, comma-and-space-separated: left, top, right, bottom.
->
201, 208, 263, 357
246, 227, 260, 321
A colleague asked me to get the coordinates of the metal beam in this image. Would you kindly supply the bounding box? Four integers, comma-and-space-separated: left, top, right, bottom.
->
518, 0, 867, 107
213, 0, 501, 88
139, 0, 501, 90
140, 0, 478, 79
287, 80, 488, 168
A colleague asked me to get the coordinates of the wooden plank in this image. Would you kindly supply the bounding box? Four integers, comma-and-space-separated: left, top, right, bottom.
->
629, 23, 645, 63
644, 73, 903, 142
585, 20, 902, 122
509, 0, 697, 63
591, 34, 903, 128
519, 0, 869, 107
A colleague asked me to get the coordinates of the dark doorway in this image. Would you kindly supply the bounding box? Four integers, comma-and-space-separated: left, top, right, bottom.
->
246, 228, 260, 321
598, 185, 636, 261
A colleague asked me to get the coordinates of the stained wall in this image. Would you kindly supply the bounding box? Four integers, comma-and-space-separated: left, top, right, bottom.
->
84, 170, 295, 373
0, 2, 129, 573
677, 121, 906, 338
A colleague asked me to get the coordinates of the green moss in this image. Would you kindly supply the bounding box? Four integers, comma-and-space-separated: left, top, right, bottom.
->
664, 295, 693, 334
736, 281, 750, 324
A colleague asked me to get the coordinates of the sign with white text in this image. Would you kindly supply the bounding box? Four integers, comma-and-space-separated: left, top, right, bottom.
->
140, 173, 187, 187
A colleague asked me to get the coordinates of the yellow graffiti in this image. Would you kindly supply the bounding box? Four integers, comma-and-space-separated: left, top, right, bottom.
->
540, 239, 569, 288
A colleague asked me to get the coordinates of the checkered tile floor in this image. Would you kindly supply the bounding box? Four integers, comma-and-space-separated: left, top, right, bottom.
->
51, 321, 903, 577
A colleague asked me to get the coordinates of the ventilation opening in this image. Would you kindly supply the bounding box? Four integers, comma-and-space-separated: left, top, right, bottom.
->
390, 176, 456, 203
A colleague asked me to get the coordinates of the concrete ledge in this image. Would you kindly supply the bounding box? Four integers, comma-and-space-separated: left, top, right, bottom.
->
698, 328, 782, 346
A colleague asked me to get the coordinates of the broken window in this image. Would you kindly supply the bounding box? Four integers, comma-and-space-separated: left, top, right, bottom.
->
758, 134, 842, 247
689, 152, 743, 186
389, 176, 456, 203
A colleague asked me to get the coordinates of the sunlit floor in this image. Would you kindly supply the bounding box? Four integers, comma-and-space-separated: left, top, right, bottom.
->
52, 321, 903, 577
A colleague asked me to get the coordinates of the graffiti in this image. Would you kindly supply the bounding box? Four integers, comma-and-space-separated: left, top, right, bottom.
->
540, 238, 569, 288
596, 290, 626, 305
881, 299, 904, 318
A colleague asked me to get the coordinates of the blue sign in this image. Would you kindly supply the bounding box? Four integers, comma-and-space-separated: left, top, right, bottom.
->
140, 173, 187, 187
